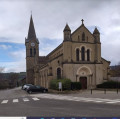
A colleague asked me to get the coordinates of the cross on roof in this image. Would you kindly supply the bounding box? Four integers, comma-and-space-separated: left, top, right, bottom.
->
81, 19, 84, 24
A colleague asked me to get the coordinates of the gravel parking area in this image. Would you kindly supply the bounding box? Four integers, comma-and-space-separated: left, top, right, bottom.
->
0, 87, 29, 99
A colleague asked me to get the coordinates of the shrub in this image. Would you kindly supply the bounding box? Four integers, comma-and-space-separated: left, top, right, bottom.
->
97, 81, 120, 89
71, 82, 81, 90
49, 79, 58, 90
50, 78, 71, 90
62, 78, 71, 90
0, 80, 9, 89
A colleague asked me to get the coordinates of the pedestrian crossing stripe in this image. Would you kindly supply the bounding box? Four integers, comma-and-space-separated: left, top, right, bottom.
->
32, 97, 40, 101
1, 100, 8, 104
0, 97, 40, 104
23, 98, 29, 102
13, 99, 18, 103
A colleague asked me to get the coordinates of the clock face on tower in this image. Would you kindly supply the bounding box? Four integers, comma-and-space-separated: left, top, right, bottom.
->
31, 42, 35, 47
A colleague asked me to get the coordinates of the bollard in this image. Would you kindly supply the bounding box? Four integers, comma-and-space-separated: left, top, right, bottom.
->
104, 89, 106, 94
117, 89, 118, 94
91, 89, 92, 94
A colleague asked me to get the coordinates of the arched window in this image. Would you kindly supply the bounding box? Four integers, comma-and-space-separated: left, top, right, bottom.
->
30, 48, 32, 57
57, 68, 61, 79
82, 32, 85, 41
87, 49, 90, 61
76, 49, 79, 61
34, 48, 36, 56
81, 47, 85, 61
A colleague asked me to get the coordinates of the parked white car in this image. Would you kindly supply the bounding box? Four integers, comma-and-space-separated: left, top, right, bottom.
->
22, 84, 33, 90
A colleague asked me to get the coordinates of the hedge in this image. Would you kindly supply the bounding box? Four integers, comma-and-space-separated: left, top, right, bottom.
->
71, 82, 81, 90
50, 78, 71, 90
97, 81, 120, 89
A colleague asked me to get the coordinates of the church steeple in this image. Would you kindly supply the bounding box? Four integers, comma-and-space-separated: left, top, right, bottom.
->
27, 15, 36, 39
93, 27, 100, 43
63, 23, 71, 41
25, 15, 39, 44
93, 27, 100, 34
64, 23, 71, 32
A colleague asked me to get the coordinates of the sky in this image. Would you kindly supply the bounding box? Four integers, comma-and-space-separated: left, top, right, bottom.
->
0, 0, 120, 72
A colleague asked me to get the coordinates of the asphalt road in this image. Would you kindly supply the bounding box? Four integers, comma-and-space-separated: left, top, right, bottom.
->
0, 87, 120, 117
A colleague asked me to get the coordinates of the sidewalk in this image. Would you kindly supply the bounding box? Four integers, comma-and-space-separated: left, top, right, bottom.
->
30, 89, 120, 100
61, 89, 120, 99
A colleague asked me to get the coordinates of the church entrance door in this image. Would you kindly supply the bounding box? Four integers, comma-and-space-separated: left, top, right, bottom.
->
79, 77, 87, 89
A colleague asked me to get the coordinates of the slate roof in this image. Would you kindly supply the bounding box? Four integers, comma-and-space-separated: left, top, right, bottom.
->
27, 15, 36, 39
25, 15, 39, 44
38, 56, 48, 64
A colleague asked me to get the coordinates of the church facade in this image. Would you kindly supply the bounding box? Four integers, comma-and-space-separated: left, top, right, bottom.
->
25, 15, 110, 89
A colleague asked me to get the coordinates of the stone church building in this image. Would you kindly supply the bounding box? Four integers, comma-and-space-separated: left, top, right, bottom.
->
25, 15, 110, 89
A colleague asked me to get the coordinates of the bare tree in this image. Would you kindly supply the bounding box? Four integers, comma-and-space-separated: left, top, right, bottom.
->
0, 67, 4, 72
110, 63, 120, 77
9, 73, 19, 88
118, 62, 120, 65
116, 62, 120, 76
0, 67, 9, 89
0, 67, 5, 80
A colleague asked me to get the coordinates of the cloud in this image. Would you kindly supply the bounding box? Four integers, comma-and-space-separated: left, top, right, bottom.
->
9, 50, 25, 60
1, 0, 117, 43
0, 0, 120, 72
0, 51, 26, 73
0, 44, 12, 50
0, 61, 26, 73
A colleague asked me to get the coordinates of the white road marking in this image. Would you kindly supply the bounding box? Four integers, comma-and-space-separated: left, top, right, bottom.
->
74, 99, 82, 101
83, 100, 95, 102
13, 99, 18, 103
23, 98, 29, 102
106, 102, 118, 104
1, 100, 8, 104
36, 94, 120, 105
94, 101, 103, 103
1, 94, 120, 105
32, 97, 40, 101
66, 98, 75, 101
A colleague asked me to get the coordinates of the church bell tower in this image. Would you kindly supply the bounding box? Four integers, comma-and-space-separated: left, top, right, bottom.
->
63, 23, 72, 62
25, 15, 39, 84
93, 27, 101, 63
